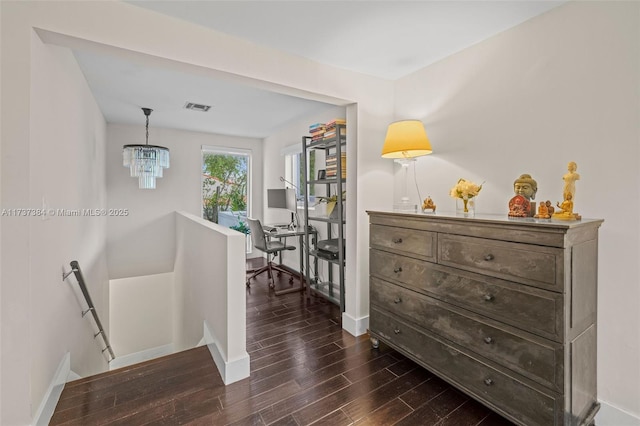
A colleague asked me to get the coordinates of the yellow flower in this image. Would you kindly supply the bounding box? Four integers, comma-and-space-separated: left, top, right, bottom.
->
450, 178, 482, 200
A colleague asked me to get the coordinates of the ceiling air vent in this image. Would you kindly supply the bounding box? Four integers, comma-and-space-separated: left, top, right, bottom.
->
184, 102, 211, 112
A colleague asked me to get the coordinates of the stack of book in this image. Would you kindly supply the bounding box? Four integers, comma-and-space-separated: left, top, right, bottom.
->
309, 123, 326, 142
326, 152, 346, 179
323, 118, 347, 140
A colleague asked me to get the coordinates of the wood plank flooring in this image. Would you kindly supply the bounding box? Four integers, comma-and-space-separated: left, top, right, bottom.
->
50, 259, 515, 425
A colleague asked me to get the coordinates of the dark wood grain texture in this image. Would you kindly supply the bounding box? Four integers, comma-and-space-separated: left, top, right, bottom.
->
50, 257, 514, 425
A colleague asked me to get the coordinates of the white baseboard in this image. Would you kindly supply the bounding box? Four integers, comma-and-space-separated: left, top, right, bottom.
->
109, 344, 174, 370
597, 401, 640, 425
342, 312, 369, 337
203, 321, 250, 385
67, 370, 82, 382
33, 352, 70, 426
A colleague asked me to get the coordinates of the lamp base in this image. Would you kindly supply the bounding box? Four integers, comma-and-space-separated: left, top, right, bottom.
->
393, 200, 417, 213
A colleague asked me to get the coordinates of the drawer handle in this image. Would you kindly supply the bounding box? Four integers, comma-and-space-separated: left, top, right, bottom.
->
484, 337, 493, 344
392, 238, 403, 244
483, 294, 494, 302
484, 254, 494, 261
394, 297, 402, 304
484, 378, 494, 386
394, 328, 401, 334
393, 267, 403, 273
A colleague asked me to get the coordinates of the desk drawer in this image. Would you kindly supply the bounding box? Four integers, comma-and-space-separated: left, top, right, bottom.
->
370, 224, 436, 262
371, 278, 562, 391
438, 234, 563, 291
371, 249, 563, 341
370, 309, 560, 426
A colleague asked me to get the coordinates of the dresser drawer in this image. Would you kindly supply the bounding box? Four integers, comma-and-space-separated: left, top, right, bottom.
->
370, 224, 436, 262
371, 249, 563, 341
371, 278, 562, 390
438, 234, 563, 291
370, 248, 427, 290
370, 309, 561, 426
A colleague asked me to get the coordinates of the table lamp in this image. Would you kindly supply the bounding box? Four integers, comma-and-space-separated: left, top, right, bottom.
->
381, 120, 432, 211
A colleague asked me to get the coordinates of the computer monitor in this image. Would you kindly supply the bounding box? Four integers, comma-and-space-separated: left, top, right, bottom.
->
267, 188, 287, 209
267, 188, 297, 211
267, 188, 298, 228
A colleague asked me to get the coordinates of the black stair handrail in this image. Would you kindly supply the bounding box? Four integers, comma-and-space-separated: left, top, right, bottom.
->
65, 260, 115, 361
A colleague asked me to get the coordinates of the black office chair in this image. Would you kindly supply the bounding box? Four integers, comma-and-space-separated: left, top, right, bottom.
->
246, 217, 296, 289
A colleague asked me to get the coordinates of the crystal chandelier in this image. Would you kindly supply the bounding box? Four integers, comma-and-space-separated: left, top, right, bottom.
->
123, 108, 170, 189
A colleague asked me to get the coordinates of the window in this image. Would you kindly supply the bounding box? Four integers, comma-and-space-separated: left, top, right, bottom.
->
202, 146, 251, 250
284, 146, 315, 202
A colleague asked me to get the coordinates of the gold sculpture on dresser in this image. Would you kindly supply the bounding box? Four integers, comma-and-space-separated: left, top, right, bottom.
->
534, 200, 551, 219
422, 196, 436, 213
553, 161, 581, 220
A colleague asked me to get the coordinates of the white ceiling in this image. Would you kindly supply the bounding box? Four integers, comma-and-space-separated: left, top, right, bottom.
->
74, 1, 564, 138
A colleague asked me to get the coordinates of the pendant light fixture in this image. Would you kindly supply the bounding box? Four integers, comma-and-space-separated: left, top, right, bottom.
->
123, 108, 170, 189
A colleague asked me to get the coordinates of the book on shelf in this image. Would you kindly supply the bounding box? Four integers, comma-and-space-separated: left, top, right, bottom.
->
325, 170, 346, 179
326, 152, 346, 162
325, 119, 346, 128
325, 152, 346, 179
326, 159, 346, 166
308, 120, 346, 142
325, 163, 345, 170
323, 127, 346, 140
309, 124, 326, 140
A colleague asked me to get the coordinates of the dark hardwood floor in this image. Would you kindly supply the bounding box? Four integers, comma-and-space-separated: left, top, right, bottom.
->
50, 259, 515, 425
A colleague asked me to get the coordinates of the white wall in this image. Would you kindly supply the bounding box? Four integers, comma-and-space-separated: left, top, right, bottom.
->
108, 212, 248, 383
109, 273, 174, 356
395, 1, 640, 418
174, 212, 248, 383
106, 124, 262, 279
1, 24, 110, 424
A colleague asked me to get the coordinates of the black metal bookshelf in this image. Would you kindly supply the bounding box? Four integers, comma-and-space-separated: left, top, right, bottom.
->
302, 123, 346, 311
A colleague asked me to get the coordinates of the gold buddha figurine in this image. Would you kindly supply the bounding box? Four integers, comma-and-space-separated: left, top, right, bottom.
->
534, 200, 550, 219
546, 200, 555, 216
553, 193, 581, 220
558, 195, 572, 213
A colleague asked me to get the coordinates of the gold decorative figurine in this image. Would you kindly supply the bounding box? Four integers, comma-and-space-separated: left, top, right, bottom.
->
562, 161, 580, 201
534, 200, 551, 219
553, 162, 581, 221
422, 196, 436, 213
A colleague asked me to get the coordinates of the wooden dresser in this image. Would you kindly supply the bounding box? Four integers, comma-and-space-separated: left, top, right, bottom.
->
367, 211, 603, 426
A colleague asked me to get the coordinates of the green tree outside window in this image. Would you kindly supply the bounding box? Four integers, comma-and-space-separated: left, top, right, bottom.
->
202, 153, 247, 223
